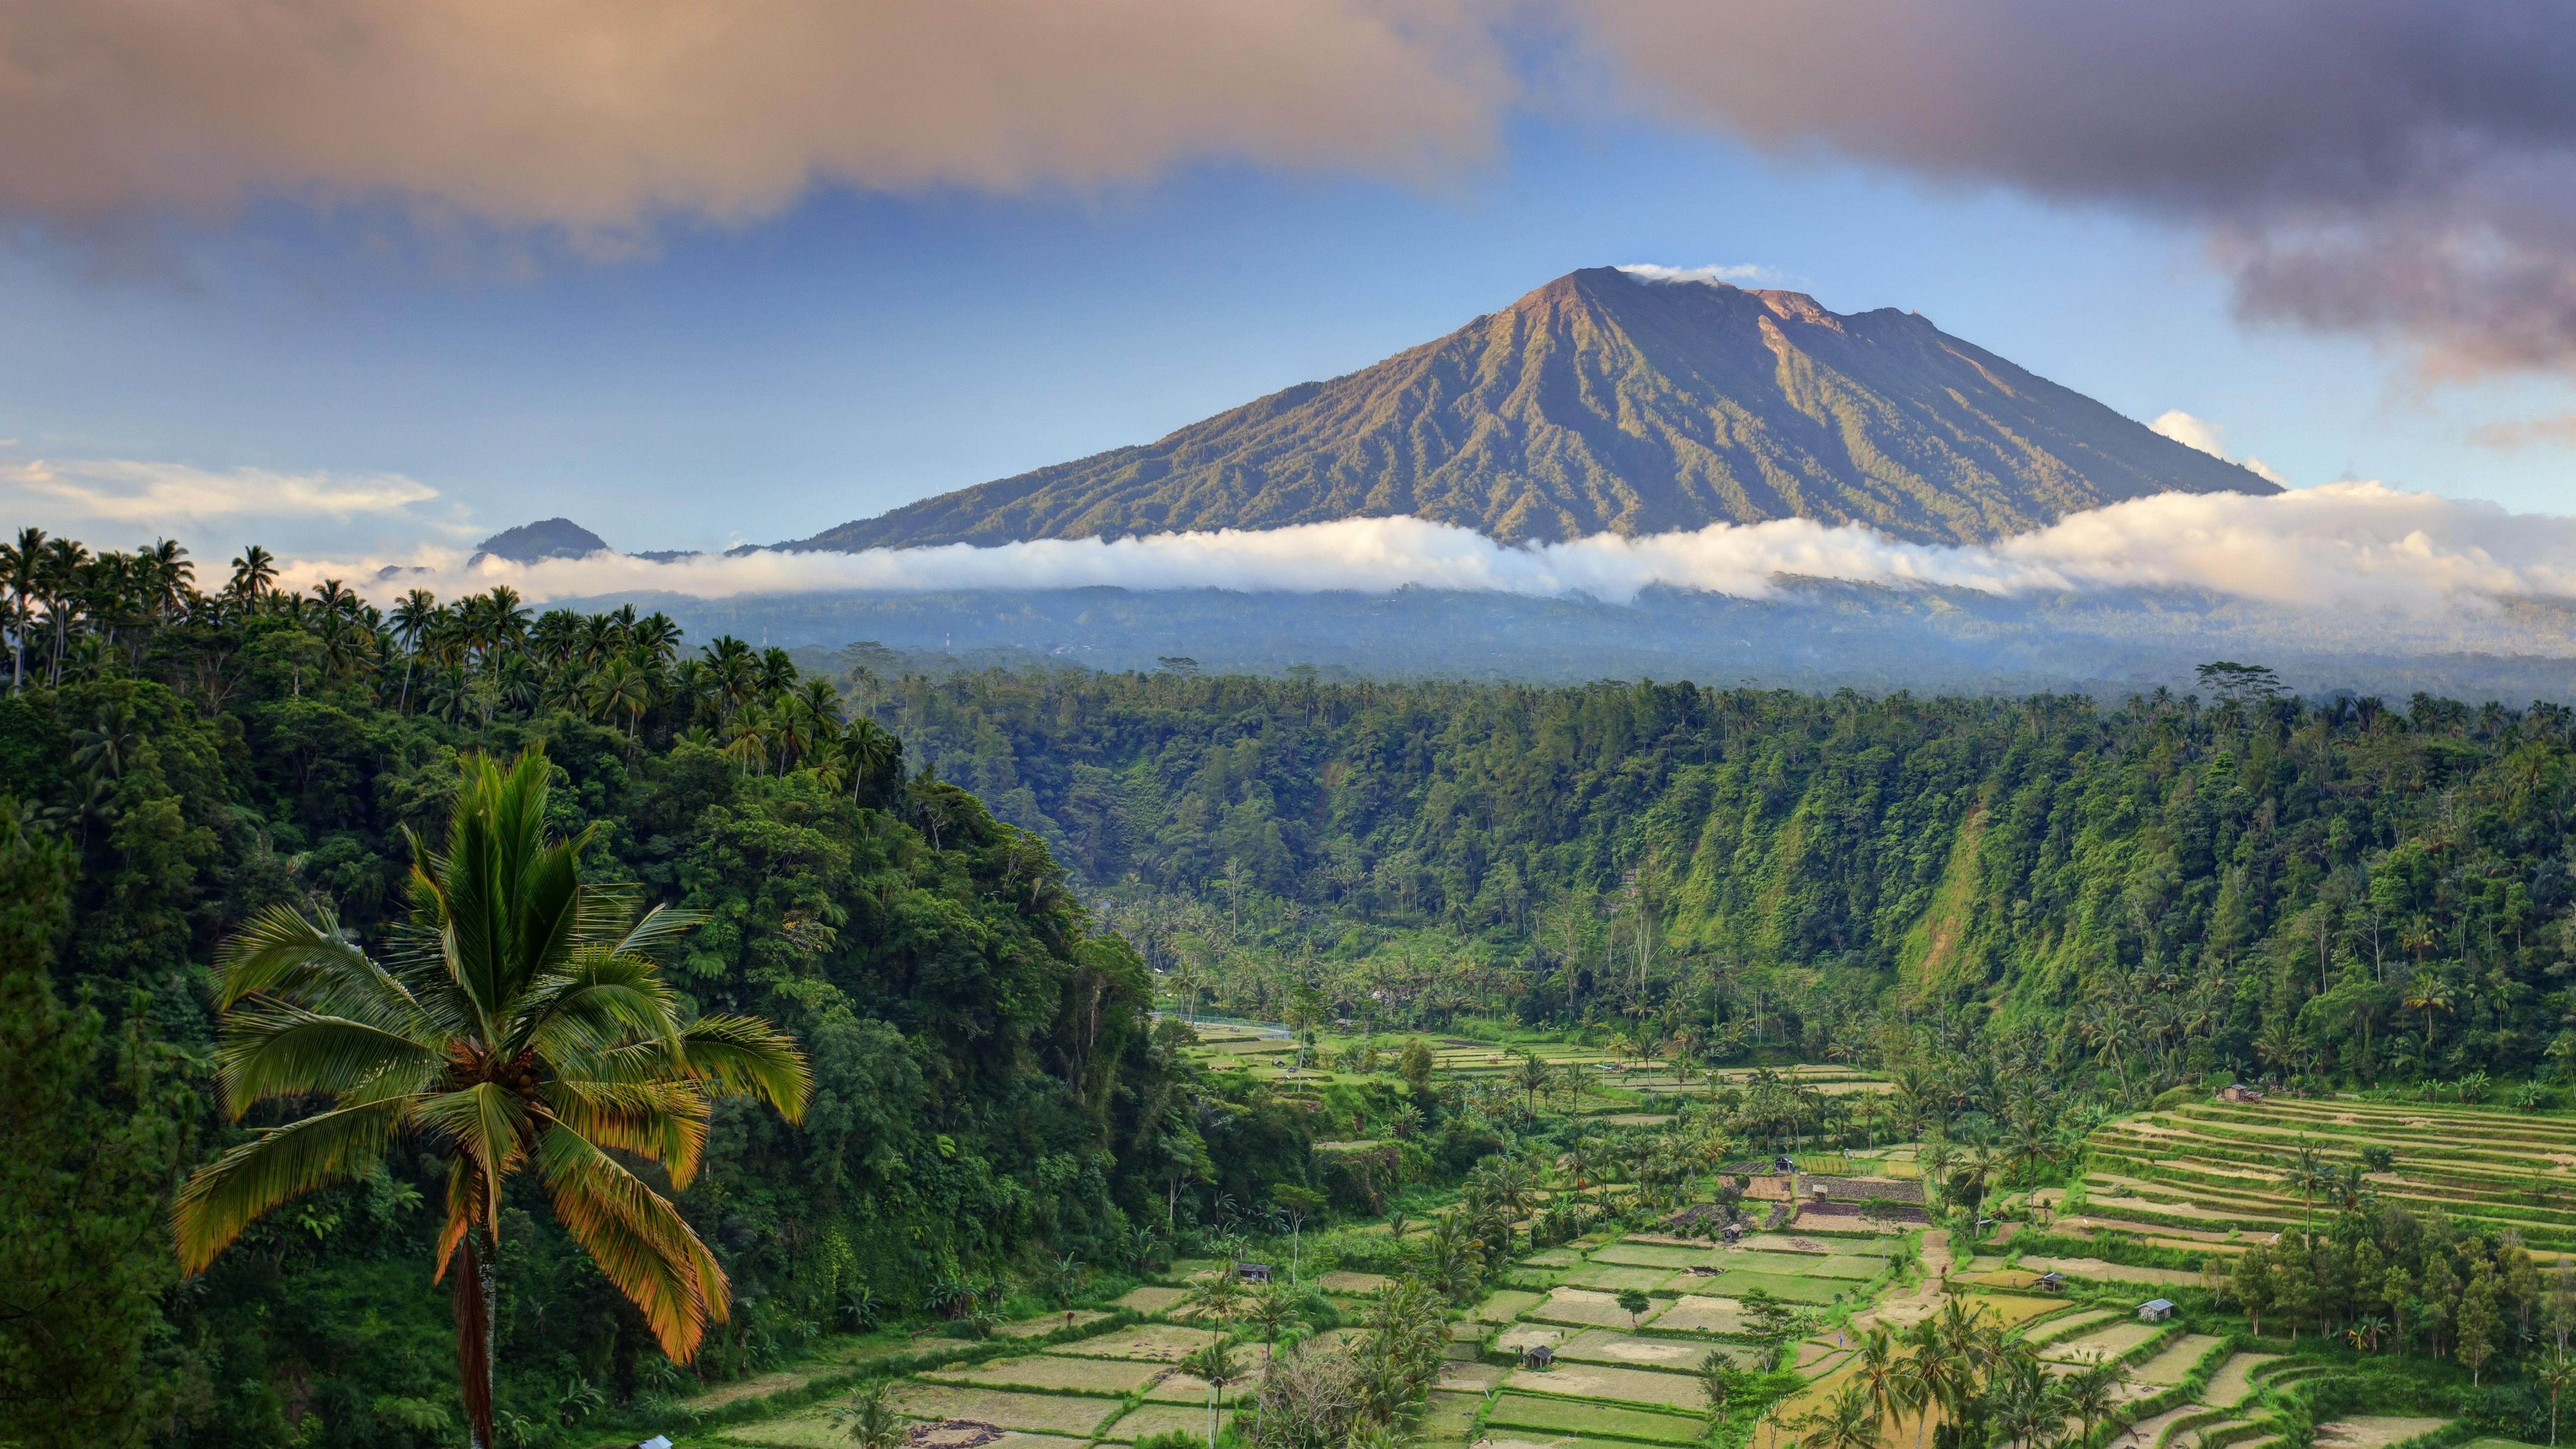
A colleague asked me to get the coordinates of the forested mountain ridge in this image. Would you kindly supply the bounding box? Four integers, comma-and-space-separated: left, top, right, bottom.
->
872, 666, 2574, 1083
792, 267, 2273, 551
0, 531, 1355, 1448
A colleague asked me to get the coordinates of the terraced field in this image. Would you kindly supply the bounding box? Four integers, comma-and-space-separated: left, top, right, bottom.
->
2073, 1095, 2576, 1254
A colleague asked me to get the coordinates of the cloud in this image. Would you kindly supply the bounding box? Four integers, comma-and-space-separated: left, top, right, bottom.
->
1617, 263, 1783, 287
1569, 0, 2576, 378
14, 2, 2576, 379
2469, 411, 2576, 451
303, 484, 2576, 620
4, 457, 440, 525
2147, 411, 2288, 486
0, 0, 1509, 243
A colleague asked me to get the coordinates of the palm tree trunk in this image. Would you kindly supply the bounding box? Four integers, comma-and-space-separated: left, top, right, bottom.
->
455, 1231, 498, 1448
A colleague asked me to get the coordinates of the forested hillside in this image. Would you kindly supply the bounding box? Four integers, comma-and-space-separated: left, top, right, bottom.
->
870, 664, 2576, 1089
0, 533, 1341, 1448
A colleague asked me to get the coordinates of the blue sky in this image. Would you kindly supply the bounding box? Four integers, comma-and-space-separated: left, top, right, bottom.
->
4, 88, 2573, 560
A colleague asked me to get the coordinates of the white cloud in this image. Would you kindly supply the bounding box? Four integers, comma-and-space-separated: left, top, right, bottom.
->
1616, 262, 1783, 288
2149, 410, 2288, 486
5, 457, 441, 525
302, 483, 2576, 621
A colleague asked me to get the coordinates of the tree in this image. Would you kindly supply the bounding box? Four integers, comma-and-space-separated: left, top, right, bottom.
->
2233, 1243, 2275, 1336
1699, 1351, 1749, 1422
1800, 1381, 1884, 1449
2458, 1271, 2505, 1386
1740, 1287, 1800, 1347
0, 802, 191, 1449
1514, 1052, 1556, 1119
1273, 1183, 1327, 1284
835, 1379, 907, 1449
172, 745, 814, 1449
1184, 1338, 1242, 1449
1399, 1037, 1434, 1095
1618, 1289, 1653, 1329
2540, 1347, 2576, 1447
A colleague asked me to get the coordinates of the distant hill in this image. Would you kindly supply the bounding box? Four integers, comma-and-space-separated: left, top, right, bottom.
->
791, 267, 2274, 552
470, 517, 610, 565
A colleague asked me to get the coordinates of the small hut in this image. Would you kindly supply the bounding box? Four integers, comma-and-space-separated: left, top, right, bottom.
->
2137, 1299, 2175, 1323
1237, 1263, 1274, 1285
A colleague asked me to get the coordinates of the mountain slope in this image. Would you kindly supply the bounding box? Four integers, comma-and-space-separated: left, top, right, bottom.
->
796, 267, 2274, 551
471, 517, 610, 564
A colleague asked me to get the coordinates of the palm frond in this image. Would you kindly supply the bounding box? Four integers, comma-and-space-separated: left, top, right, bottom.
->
610, 901, 704, 962
213, 1005, 440, 1119
175, 1097, 411, 1272
678, 1014, 814, 1122
413, 1083, 531, 1241
540, 1077, 710, 1183
512, 947, 683, 1060
534, 1124, 728, 1361
210, 901, 416, 1015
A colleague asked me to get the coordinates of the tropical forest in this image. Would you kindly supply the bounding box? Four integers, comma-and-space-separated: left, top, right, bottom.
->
14, 526, 2576, 1449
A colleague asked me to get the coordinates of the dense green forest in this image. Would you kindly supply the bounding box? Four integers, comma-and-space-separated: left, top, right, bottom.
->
866, 662, 2576, 1097
0, 533, 1384, 1448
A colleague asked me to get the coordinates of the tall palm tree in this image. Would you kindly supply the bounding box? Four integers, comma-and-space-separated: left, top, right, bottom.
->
229, 543, 277, 603
1184, 1339, 1242, 1449
173, 745, 812, 1449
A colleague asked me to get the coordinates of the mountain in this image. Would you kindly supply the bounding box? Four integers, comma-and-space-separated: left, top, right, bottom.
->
791, 267, 2275, 552
470, 517, 610, 565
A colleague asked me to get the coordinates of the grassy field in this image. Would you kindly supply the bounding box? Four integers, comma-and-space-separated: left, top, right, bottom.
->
1484, 1392, 1712, 1442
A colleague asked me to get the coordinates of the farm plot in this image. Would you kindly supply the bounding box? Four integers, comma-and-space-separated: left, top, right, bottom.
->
1484, 1391, 1712, 1442
728, 1412, 1082, 1449
1504, 1363, 1705, 1411
1558, 1329, 1748, 1371
2080, 1097, 2576, 1252
1476, 1290, 1551, 1323
1049, 1323, 1218, 1361
2314, 1417, 2453, 1448
1711, 1251, 1832, 1275
1644, 1295, 1744, 1334
920, 1355, 1164, 1395
1590, 1242, 1717, 1270
1535, 1288, 1649, 1327
1097, 1404, 1212, 1441
1565, 1264, 1675, 1293
2132, 1334, 2225, 1385
2019, 1310, 2117, 1346
1440, 1361, 1513, 1393
1114, 1285, 1192, 1314
1809, 1256, 1886, 1281
1417, 1390, 1487, 1445
1145, 1371, 1261, 1405
2201, 1353, 2278, 1408
1705, 1271, 1841, 1305
997, 1310, 1110, 1338
2040, 1322, 2162, 1365
890, 1385, 1126, 1437
1966, 1297, 2082, 1330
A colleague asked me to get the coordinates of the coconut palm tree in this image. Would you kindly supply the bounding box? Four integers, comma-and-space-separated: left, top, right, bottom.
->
1184, 1338, 1242, 1449
834, 1379, 907, 1449
172, 745, 812, 1449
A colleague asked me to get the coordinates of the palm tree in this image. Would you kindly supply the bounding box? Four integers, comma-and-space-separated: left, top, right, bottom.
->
835, 1379, 907, 1449
229, 543, 277, 603
1800, 1381, 1884, 1449
1514, 1053, 1556, 1119
2059, 1358, 2127, 1444
2541, 1346, 2576, 1446
172, 745, 812, 1449
1184, 1338, 1242, 1449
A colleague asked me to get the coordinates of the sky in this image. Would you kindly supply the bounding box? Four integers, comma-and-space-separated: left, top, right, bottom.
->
3, 2, 2574, 567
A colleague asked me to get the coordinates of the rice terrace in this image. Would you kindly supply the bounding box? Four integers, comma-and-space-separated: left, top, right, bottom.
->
604, 1023, 2576, 1449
